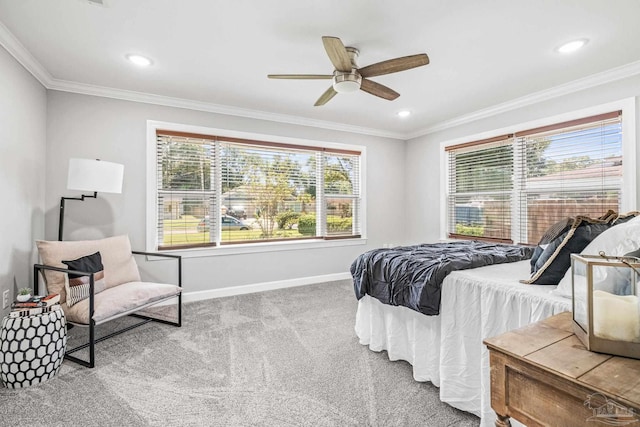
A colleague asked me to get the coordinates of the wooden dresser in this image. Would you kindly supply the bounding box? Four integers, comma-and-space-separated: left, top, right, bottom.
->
484, 311, 640, 427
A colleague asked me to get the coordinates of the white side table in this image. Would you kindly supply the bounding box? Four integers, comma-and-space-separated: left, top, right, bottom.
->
0, 309, 67, 388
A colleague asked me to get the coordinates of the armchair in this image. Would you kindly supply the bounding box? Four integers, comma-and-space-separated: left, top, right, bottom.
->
34, 235, 182, 368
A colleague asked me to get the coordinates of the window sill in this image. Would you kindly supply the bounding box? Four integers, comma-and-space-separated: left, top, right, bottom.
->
149, 237, 368, 258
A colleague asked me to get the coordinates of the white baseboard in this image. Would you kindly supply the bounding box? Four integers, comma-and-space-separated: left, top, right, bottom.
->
181, 272, 352, 303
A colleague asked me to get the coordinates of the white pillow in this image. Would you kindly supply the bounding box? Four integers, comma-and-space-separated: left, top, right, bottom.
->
554, 215, 640, 298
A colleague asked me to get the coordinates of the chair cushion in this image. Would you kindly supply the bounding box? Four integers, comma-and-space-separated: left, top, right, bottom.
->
36, 235, 141, 304
62, 281, 181, 325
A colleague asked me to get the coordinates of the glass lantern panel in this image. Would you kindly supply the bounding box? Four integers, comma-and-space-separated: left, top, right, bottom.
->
592, 260, 640, 343
572, 258, 589, 333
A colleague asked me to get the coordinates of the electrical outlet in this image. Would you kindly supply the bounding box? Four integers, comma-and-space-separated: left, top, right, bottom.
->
2, 290, 9, 309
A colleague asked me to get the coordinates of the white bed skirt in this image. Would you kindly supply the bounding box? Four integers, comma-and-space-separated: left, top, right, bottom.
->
355, 293, 442, 386
354, 261, 572, 427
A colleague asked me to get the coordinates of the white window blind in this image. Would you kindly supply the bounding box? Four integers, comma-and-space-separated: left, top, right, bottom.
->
446, 111, 623, 245
156, 135, 216, 250
447, 135, 514, 242
156, 131, 362, 250
219, 141, 318, 243
323, 152, 362, 238
516, 111, 622, 244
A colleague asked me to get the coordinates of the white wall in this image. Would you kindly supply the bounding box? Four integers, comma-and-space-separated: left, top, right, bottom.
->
45, 91, 405, 293
0, 45, 47, 316
405, 75, 640, 244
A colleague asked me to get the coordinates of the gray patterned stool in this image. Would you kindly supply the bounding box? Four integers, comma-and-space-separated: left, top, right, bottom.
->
0, 309, 66, 388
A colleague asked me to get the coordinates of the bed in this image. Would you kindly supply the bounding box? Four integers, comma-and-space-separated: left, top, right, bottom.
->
352, 213, 640, 426
351, 241, 535, 316
355, 260, 571, 426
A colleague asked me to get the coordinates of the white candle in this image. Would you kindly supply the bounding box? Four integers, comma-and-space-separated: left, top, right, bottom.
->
593, 290, 640, 342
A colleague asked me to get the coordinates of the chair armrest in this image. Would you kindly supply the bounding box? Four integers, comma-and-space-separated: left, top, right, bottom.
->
34, 263, 96, 276
34, 263, 100, 292
33, 264, 100, 321
131, 251, 182, 287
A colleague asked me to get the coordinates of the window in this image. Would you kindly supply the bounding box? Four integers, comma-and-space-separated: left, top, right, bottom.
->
447, 135, 514, 242
446, 111, 624, 245
154, 130, 362, 250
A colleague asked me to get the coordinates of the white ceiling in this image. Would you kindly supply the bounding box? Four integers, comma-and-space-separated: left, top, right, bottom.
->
1, 0, 640, 138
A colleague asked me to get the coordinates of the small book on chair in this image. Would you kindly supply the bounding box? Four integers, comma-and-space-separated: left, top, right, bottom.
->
11, 293, 60, 309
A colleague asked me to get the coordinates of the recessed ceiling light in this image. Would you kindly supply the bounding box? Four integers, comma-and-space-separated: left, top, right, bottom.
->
397, 110, 411, 118
556, 39, 588, 54
125, 54, 152, 67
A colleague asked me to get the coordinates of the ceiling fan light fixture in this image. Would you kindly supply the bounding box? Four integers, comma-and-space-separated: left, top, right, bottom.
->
333, 72, 362, 93
397, 110, 411, 118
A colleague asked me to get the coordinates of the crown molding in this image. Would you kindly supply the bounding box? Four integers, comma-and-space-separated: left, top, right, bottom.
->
47, 78, 405, 139
407, 60, 640, 139
45, 59, 640, 141
0, 20, 403, 140
0, 20, 53, 86
2, 18, 639, 142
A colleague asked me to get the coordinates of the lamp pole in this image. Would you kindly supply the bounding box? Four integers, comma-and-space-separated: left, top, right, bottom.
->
58, 192, 98, 241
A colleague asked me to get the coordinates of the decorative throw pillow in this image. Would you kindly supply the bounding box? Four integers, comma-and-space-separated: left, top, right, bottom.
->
62, 251, 107, 307
522, 216, 613, 285
554, 215, 640, 297
529, 211, 624, 274
529, 217, 575, 273
625, 248, 640, 259
610, 211, 640, 225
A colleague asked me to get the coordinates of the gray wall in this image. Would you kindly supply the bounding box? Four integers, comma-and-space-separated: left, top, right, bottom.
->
45, 91, 406, 292
0, 46, 47, 316
405, 74, 640, 244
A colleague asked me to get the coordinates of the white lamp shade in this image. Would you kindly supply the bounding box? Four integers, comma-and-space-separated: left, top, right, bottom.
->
67, 158, 124, 194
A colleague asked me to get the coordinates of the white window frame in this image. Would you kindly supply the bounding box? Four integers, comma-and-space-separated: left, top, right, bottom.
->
440, 98, 637, 241
146, 120, 367, 258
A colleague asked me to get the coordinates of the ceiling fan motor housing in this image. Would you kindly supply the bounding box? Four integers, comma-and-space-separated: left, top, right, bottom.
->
332, 46, 361, 93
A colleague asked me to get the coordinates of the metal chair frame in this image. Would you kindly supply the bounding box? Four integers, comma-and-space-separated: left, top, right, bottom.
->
34, 251, 182, 368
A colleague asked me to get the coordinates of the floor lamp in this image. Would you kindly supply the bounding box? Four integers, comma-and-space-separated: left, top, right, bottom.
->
58, 158, 124, 241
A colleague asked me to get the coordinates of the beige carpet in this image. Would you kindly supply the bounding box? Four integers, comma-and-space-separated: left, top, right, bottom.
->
0, 280, 479, 426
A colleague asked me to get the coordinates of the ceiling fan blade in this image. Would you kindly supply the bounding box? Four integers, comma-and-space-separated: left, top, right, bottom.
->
360, 78, 400, 101
314, 86, 338, 106
322, 36, 352, 72
268, 74, 333, 79
359, 54, 429, 78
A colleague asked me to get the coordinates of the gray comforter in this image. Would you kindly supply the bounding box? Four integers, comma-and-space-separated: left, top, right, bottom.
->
351, 241, 533, 315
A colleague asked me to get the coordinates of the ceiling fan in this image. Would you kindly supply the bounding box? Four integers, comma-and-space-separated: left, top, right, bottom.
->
268, 36, 429, 106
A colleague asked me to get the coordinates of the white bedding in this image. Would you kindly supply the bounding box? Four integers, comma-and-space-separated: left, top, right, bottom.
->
354, 260, 571, 427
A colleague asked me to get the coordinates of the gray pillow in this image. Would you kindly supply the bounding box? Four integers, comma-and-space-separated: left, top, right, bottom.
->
523, 218, 612, 285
